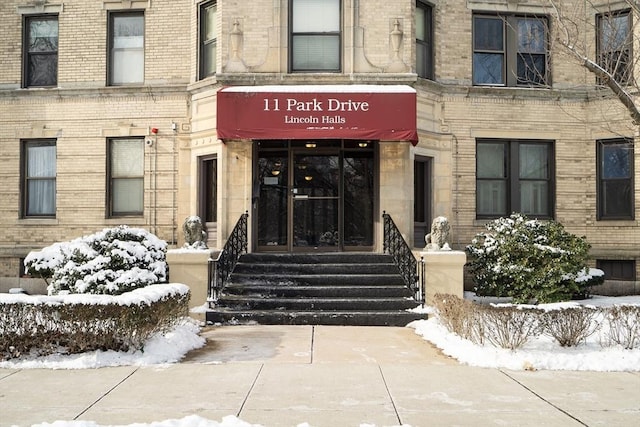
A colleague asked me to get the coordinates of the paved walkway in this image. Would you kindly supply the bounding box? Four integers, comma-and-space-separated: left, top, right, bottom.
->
1, 325, 639, 427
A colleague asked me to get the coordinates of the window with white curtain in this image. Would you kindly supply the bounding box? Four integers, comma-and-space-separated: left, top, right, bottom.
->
109, 138, 144, 216
108, 12, 144, 85
22, 140, 56, 217
290, 0, 341, 72
23, 15, 58, 87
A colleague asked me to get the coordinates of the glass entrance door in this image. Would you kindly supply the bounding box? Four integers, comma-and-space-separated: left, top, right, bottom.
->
256, 141, 375, 252
256, 151, 289, 250
292, 153, 340, 250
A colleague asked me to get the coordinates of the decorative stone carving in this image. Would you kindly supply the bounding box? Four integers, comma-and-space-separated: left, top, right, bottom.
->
385, 19, 409, 73
425, 216, 451, 251
182, 216, 208, 249
224, 19, 247, 73
390, 19, 403, 62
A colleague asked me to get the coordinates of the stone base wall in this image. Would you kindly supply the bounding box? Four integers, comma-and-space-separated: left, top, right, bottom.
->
420, 250, 466, 305
166, 249, 216, 321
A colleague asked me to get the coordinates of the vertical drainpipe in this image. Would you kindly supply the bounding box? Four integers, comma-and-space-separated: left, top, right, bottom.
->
171, 123, 177, 245
154, 132, 158, 235
147, 127, 159, 236
351, 0, 357, 75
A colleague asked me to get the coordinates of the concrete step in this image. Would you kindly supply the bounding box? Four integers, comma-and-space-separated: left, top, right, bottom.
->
207, 252, 422, 326
217, 296, 418, 311
228, 273, 406, 286
223, 284, 413, 298
233, 262, 399, 275
238, 252, 394, 264
206, 309, 425, 326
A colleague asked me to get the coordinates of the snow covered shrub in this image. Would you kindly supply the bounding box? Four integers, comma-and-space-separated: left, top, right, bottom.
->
24, 226, 167, 295
466, 213, 602, 304
432, 293, 541, 349
0, 284, 190, 359
601, 305, 640, 349
476, 305, 541, 350
432, 293, 485, 344
540, 307, 601, 347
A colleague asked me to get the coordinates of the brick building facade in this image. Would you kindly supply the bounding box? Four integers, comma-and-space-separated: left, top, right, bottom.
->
0, 0, 638, 294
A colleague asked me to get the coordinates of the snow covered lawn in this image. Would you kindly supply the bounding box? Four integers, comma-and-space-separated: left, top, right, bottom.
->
1, 294, 637, 372
410, 293, 640, 372
1, 294, 638, 427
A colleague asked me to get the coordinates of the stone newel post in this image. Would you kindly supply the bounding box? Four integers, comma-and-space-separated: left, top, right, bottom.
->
420, 216, 466, 304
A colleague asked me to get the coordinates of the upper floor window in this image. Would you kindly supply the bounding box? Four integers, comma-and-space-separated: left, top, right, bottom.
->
476, 139, 554, 219
199, 1, 217, 79
23, 15, 58, 87
22, 140, 56, 217
108, 12, 144, 85
416, 1, 434, 79
597, 138, 634, 220
108, 138, 144, 217
290, 0, 341, 72
597, 10, 633, 85
473, 14, 548, 87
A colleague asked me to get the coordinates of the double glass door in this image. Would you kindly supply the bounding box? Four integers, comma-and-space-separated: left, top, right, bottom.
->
256, 142, 374, 252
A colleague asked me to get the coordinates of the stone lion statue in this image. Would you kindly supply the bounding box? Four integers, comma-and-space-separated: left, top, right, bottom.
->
425, 216, 451, 251
183, 215, 208, 249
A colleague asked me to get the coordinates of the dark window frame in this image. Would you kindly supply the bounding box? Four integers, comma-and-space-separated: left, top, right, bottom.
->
199, 1, 217, 80
107, 137, 145, 218
22, 14, 59, 88
596, 9, 633, 85
596, 259, 636, 281
107, 10, 145, 86
416, 1, 434, 80
288, 0, 342, 73
473, 13, 550, 87
476, 139, 555, 220
21, 139, 57, 218
414, 155, 433, 247
596, 137, 634, 220
198, 155, 218, 223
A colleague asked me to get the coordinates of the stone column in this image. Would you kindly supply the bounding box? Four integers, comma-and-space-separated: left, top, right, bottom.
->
166, 249, 217, 321
420, 250, 466, 305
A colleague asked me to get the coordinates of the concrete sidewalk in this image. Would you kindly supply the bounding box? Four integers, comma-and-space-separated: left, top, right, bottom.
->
1, 325, 639, 427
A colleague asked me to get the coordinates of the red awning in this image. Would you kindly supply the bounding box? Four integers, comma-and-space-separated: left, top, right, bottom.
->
216, 85, 418, 145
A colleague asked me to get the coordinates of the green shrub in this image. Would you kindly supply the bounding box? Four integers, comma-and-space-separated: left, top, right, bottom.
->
466, 214, 602, 304
24, 226, 167, 295
0, 284, 190, 360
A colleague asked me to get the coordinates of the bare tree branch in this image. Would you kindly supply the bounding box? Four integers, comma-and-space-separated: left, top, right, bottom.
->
546, 0, 640, 125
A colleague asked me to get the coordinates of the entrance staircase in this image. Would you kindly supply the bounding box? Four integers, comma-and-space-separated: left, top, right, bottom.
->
206, 253, 425, 326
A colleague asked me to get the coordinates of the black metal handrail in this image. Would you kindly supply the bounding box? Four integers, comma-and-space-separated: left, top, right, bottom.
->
208, 211, 248, 303
383, 211, 425, 304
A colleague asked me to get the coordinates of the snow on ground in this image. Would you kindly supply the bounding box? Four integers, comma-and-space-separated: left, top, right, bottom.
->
0, 295, 637, 427
410, 293, 640, 372
0, 319, 205, 370
1, 295, 638, 372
